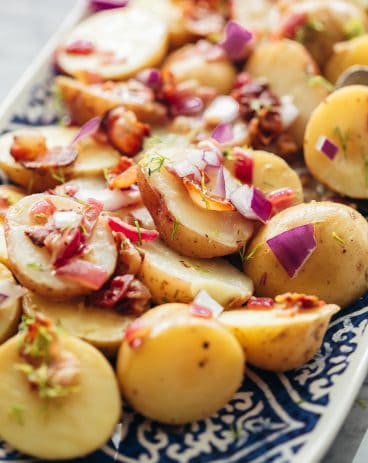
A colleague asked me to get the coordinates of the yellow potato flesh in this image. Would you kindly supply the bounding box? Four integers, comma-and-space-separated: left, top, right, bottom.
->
139, 239, 253, 307
244, 202, 368, 307
5, 194, 117, 300
0, 334, 121, 460
117, 303, 245, 424
23, 292, 134, 357
0, 264, 22, 344
304, 85, 368, 198
0, 126, 121, 192
246, 39, 328, 147
219, 304, 339, 371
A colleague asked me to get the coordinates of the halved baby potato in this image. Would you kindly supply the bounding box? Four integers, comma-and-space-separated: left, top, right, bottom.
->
304, 85, 368, 198
325, 35, 368, 84
117, 303, 245, 424
138, 239, 253, 306
5, 194, 117, 300
244, 201, 368, 307
137, 146, 254, 258
162, 41, 237, 94
22, 292, 134, 357
246, 39, 329, 147
220, 300, 339, 371
0, 264, 22, 345
0, 333, 121, 460
231, 0, 282, 36
56, 7, 169, 81
0, 223, 7, 266
55, 76, 167, 126
224, 149, 304, 201
0, 126, 121, 192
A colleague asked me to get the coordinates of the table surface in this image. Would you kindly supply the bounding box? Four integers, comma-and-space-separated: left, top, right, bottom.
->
0, 1, 367, 462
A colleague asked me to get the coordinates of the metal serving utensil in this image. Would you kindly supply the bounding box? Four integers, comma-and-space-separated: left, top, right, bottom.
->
335, 65, 368, 89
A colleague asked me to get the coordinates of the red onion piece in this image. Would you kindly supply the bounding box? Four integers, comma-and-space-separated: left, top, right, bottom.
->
267, 224, 317, 278
56, 259, 109, 290
205, 165, 226, 199
169, 160, 202, 183
233, 148, 253, 184
70, 117, 101, 147
90, 274, 134, 308
219, 21, 253, 61
230, 185, 272, 223
211, 123, 234, 144
203, 148, 222, 167
52, 227, 84, 268
75, 187, 140, 211
193, 290, 223, 317
246, 296, 275, 310
66, 40, 95, 55
0, 281, 27, 308
136, 68, 162, 91
107, 216, 159, 243
89, 0, 129, 12
173, 96, 204, 116
315, 136, 338, 160
189, 304, 213, 319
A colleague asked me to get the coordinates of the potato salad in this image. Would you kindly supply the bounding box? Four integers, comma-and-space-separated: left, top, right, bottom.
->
0, 0, 367, 459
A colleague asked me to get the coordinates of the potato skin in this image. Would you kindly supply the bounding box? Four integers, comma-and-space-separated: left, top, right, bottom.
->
117, 303, 245, 424
0, 264, 22, 345
0, 334, 121, 460
244, 202, 368, 307
220, 304, 339, 371
137, 165, 253, 258
304, 85, 368, 198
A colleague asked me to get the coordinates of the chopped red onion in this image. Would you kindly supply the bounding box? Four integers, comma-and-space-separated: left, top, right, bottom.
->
0, 281, 27, 309
136, 68, 162, 91
75, 187, 140, 211
55, 259, 109, 290
173, 96, 204, 116
193, 290, 223, 317
211, 123, 234, 144
246, 296, 274, 310
219, 21, 253, 61
189, 304, 213, 319
89, 0, 129, 11
203, 148, 222, 167
267, 224, 316, 278
315, 136, 338, 160
187, 149, 207, 171
70, 117, 101, 147
107, 216, 159, 242
205, 165, 226, 198
170, 160, 202, 183
233, 148, 253, 184
230, 185, 272, 223
279, 95, 299, 129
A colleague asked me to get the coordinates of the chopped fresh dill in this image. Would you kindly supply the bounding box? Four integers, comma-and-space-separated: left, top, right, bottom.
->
333, 126, 350, 158
239, 244, 247, 264
142, 152, 168, 176
134, 220, 142, 246
332, 231, 345, 246
8, 404, 25, 425
27, 262, 45, 271
51, 168, 66, 184
171, 219, 180, 240
308, 75, 335, 93
245, 242, 263, 261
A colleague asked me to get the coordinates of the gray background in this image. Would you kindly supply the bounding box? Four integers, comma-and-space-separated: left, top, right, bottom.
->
0, 1, 367, 462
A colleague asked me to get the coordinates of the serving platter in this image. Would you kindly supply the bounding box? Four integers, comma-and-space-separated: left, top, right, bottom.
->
0, 2, 367, 462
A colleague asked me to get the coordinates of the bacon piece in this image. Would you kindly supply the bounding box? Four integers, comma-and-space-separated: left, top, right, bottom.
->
65, 39, 96, 55
89, 274, 134, 308
46, 227, 84, 268
10, 130, 47, 162
19, 146, 78, 169
55, 259, 109, 290
267, 188, 295, 214
29, 198, 56, 223
246, 296, 275, 310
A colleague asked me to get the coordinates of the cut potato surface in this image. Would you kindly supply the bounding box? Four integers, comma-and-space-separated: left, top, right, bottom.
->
244, 202, 368, 307
138, 146, 254, 258
246, 39, 329, 147
0, 333, 121, 460
139, 239, 253, 307
224, 149, 304, 201
56, 76, 167, 126
0, 126, 121, 192
231, 0, 281, 35
0, 223, 7, 266
325, 35, 368, 84
57, 8, 168, 81
5, 194, 117, 300
0, 264, 22, 345
220, 303, 339, 371
304, 85, 368, 198
117, 303, 245, 424
23, 292, 134, 357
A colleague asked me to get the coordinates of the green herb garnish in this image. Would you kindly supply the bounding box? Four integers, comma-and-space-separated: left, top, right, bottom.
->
27, 262, 45, 271
134, 220, 142, 246
8, 404, 25, 425
308, 76, 335, 93
344, 18, 365, 39
142, 152, 168, 176
333, 126, 350, 158
245, 242, 263, 261
51, 168, 66, 184
171, 219, 180, 240
332, 232, 345, 246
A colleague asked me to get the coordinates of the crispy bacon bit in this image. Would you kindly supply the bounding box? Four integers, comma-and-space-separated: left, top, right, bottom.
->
19, 146, 78, 170
182, 177, 235, 211
10, 130, 47, 162
29, 198, 56, 223
124, 320, 150, 349
82, 199, 103, 240
89, 274, 151, 315
65, 39, 96, 55
247, 296, 275, 310
17, 313, 80, 398
55, 259, 109, 290
115, 233, 143, 275
275, 293, 325, 310
105, 156, 135, 189
110, 165, 138, 189
189, 303, 213, 318
101, 106, 150, 157
267, 188, 295, 213
46, 227, 84, 267
231, 73, 298, 158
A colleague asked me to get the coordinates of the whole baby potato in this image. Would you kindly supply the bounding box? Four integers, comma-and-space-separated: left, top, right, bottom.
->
117, 303, 245, 424
244, 202, 368, 307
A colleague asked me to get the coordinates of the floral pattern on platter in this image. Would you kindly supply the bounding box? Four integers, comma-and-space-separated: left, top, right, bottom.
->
0, 72, 367, 463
